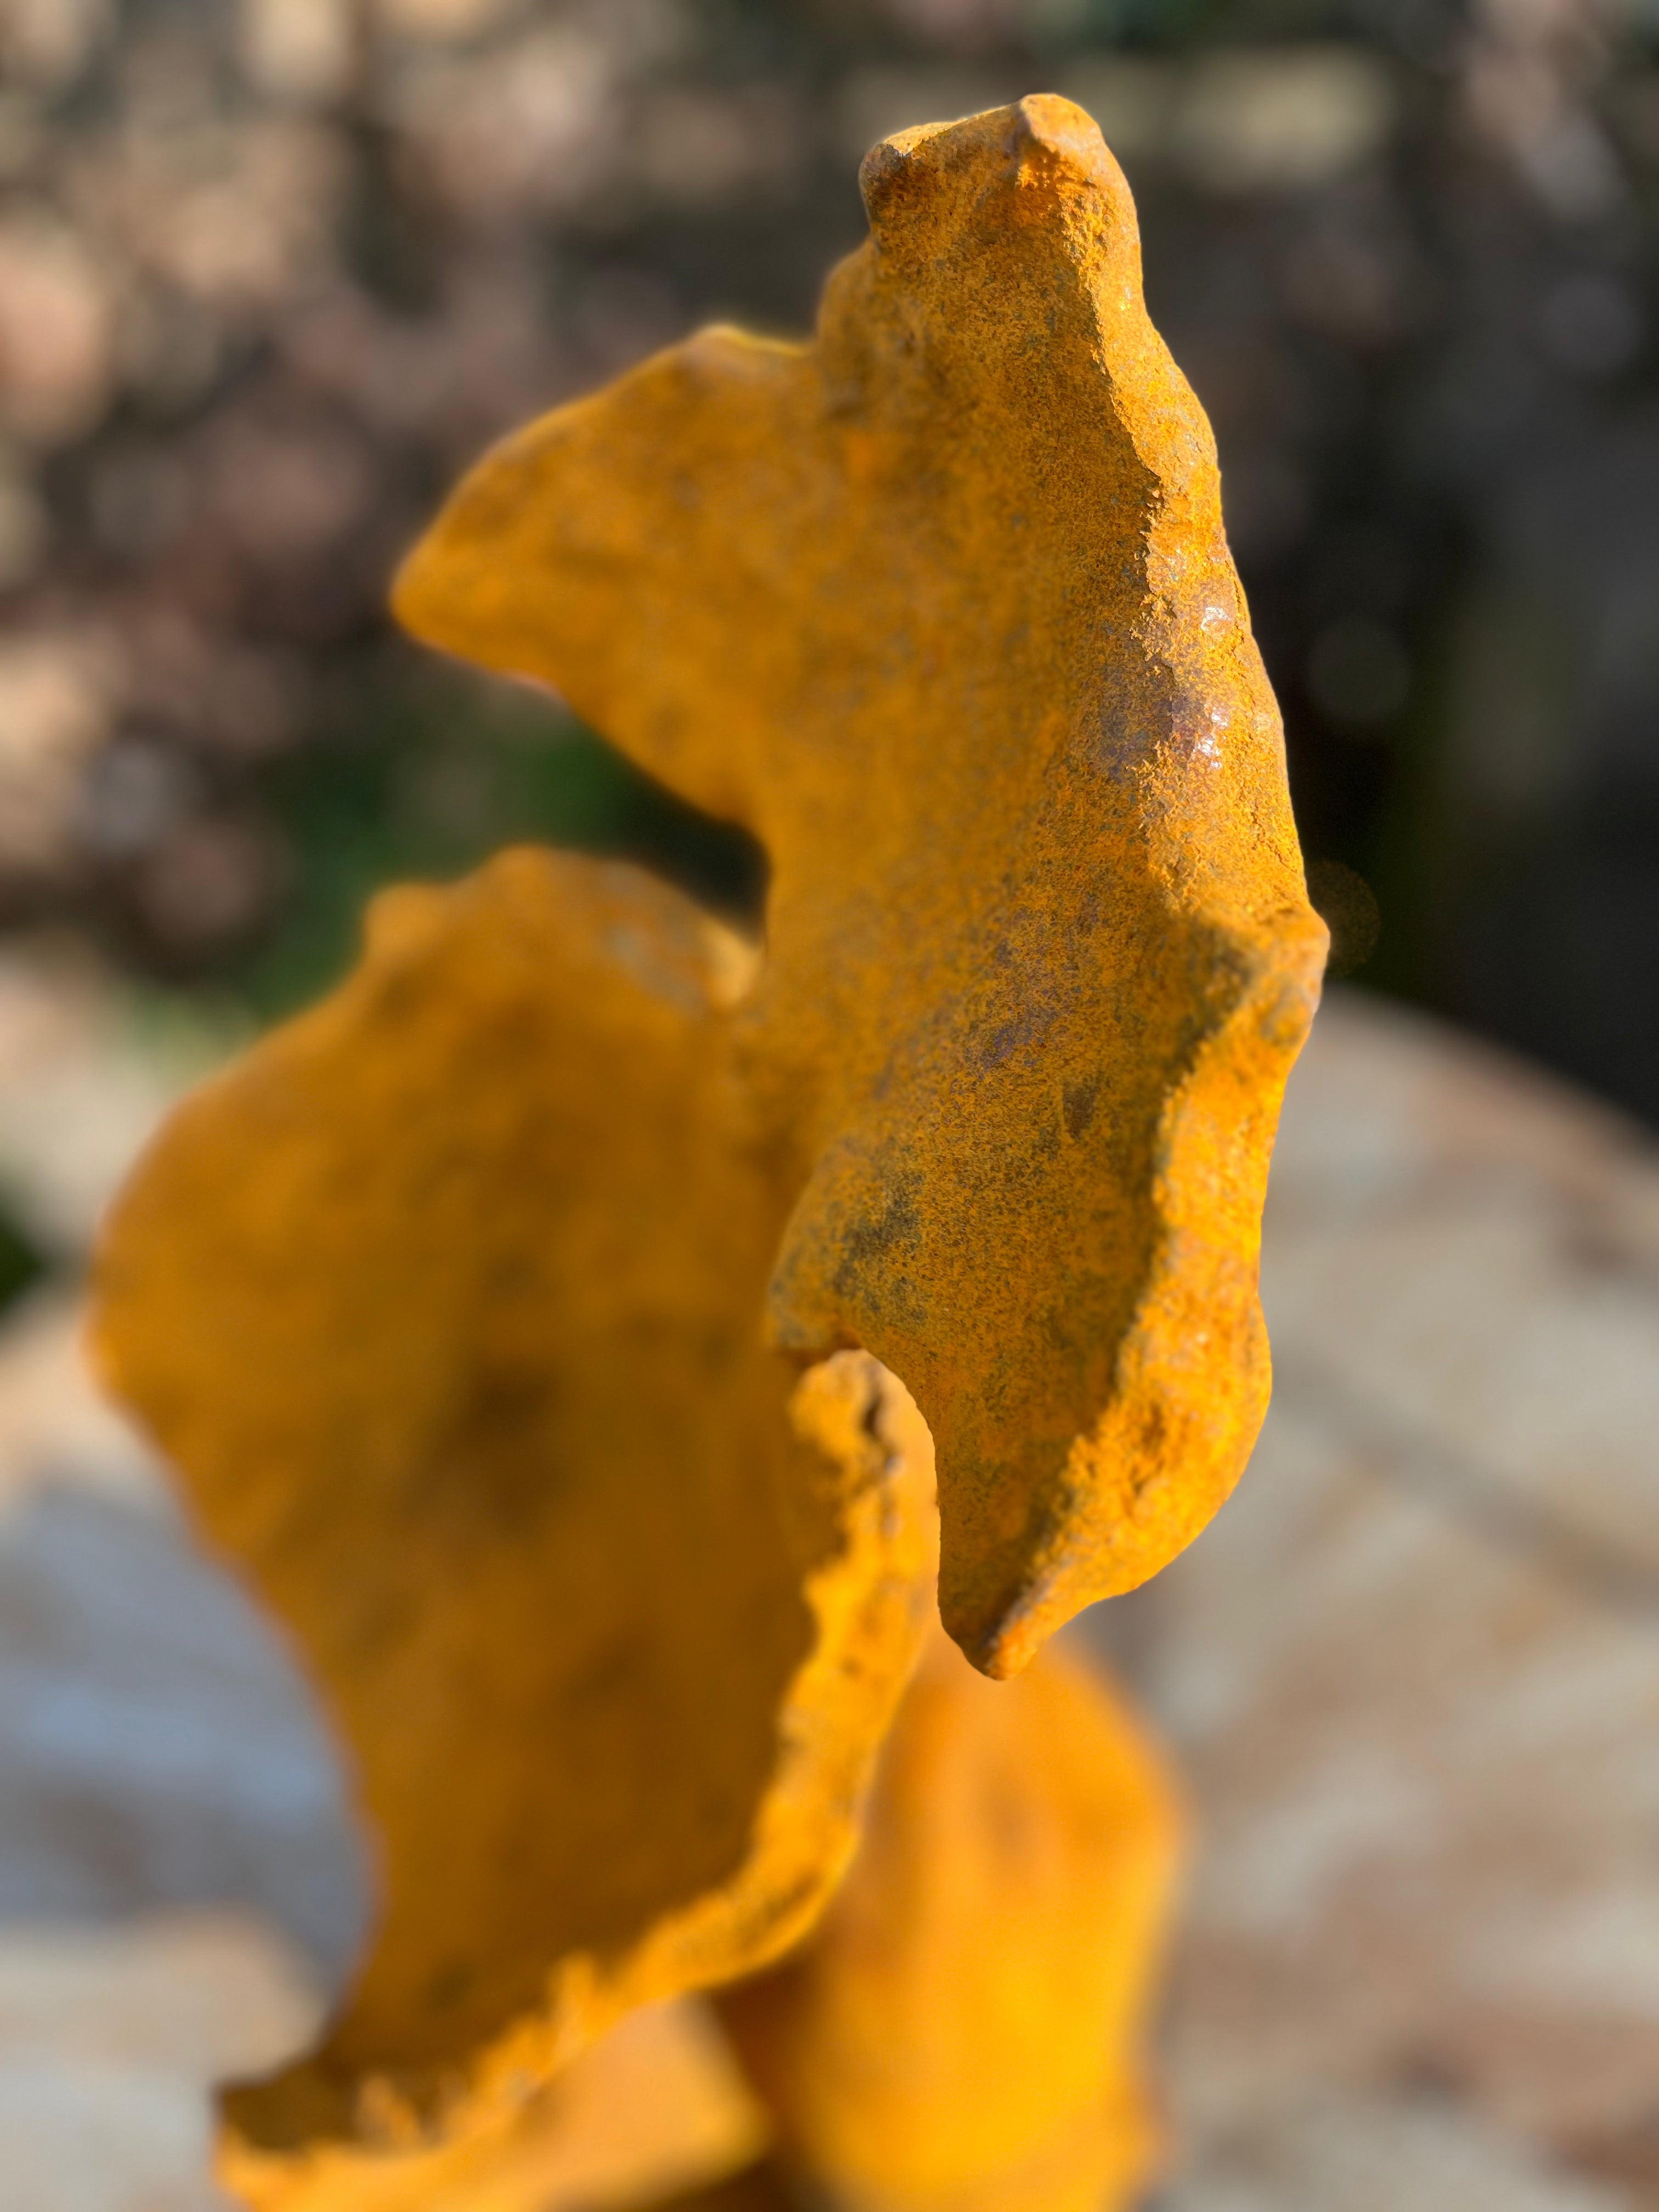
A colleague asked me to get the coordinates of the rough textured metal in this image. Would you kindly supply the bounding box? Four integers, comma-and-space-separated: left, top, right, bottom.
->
91, 88, 1307, 2174
47, 985, 1659, 2210
93, 850, 937, 2147
219, 1997, 770, 2212
394, 95, 1324, 1677
717, 1630, 1186, 2212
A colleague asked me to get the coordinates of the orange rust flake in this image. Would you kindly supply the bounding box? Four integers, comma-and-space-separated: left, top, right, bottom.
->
218, 1996, 773, 2212
92, 849, 937, 2147
715, 1629, 1187, 2212
394, 95, 1326, 1678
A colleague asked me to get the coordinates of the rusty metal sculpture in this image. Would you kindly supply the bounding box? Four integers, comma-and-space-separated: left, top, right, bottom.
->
95, 850, 937, 2146
393, 93, 1325, 1682
718, 1632, 1185, 2212
91, 95, 1320, 2211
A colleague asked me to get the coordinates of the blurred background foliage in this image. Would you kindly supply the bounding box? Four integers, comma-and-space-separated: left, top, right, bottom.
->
1, 0, 1656, 1111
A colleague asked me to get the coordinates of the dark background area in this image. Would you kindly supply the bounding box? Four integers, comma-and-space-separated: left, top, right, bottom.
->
2, 0, 1655, 1114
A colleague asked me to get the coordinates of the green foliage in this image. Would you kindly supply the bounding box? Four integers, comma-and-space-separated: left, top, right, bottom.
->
0, 1201, 45, 1318
237, 654, 766, 1023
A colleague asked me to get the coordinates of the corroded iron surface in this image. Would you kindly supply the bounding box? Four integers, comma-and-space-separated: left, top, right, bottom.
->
718, 1630, 1186, 2212
396, 96, 1324, 1675
94, 851, 936, 2143
92, 93, 1312, 2160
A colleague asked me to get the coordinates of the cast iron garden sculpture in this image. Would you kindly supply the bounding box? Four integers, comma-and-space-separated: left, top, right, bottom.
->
92, 98, 1323, 2212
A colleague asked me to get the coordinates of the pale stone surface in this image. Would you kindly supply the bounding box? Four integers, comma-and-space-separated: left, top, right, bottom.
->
0, 937, 230, 1263
1162, 2092, 1623, 2212
0, 1463, 368, 1965
0, 1915, 324, 2212
2, 975, 1658, 2207
1101, 988, 1659, 2208
0, 1292, 166, 1517
0, 1419, 364, 2211
0, 944, 361, 2210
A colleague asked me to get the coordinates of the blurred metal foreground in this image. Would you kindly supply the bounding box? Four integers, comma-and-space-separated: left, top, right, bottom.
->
0, 972, 1655, 2210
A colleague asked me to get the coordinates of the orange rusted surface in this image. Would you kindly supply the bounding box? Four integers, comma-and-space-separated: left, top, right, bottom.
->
717, 1629, 1186, 2212
94, 89, 1305, 2180
220, 1997, 771, 2212
396, 95, 1325, 1677
93, 849, 936, 2145
635, 2165, 798, 2212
